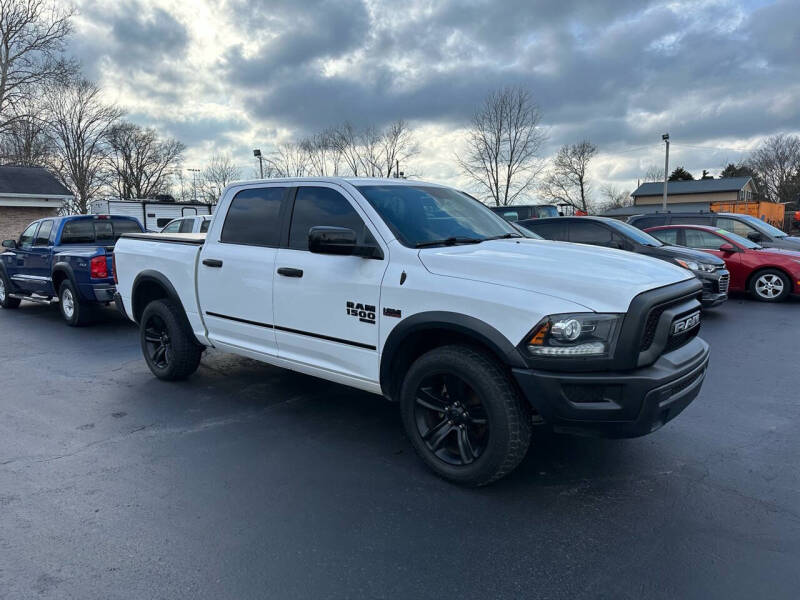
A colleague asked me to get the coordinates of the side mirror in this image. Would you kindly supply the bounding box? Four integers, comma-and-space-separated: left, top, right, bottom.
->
746, 231, 763, 242
2, 239, 16, 249
719, 243, 736, 253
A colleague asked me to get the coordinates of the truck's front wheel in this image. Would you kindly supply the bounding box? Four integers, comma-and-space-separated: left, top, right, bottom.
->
140, 299, 202, 380
0, 273, 21, 309
400, 345, 532, 486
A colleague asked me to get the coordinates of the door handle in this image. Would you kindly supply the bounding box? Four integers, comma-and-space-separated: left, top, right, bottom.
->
277, 267, 303, 278
202, 258, 223, 268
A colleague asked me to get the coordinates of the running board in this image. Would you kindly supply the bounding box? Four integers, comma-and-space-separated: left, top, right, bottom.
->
9, 294, 57, 305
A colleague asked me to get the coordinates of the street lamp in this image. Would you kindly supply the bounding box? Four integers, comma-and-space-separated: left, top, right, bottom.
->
187, 168, 200, 203
253, 148, 263, 179
662, 133, 670, 212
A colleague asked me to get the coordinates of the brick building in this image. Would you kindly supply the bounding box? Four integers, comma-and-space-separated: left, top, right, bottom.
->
0, 166, 73, 242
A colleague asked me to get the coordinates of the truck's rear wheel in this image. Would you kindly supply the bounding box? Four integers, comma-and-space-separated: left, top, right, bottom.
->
140, 299, 202, 380
0, 273, 21, 309
59, 280, 92, 326
400, 344, 532, 486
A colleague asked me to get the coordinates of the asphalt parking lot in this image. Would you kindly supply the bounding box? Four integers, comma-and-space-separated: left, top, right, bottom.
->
1, 295, 799, 599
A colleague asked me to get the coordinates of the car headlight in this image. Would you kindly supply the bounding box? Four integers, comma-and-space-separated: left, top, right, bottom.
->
526, 313, 623, 358
674, 258, 716, 273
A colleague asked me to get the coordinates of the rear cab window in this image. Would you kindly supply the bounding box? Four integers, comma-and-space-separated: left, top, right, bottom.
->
60, 218, 143, 244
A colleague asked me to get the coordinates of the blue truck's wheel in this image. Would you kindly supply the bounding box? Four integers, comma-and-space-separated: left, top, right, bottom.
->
58, 280, 91, 326
0, 272, 21, 309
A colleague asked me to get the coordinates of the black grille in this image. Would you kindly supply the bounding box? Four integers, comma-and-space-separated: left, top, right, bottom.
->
640, 305, 666, 352
718, 273, 730, 294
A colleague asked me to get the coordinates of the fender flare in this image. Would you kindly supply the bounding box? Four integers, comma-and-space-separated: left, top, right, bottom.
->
51, 261, 78, 292
379, 311, 527, 397
131, 269, 186, 323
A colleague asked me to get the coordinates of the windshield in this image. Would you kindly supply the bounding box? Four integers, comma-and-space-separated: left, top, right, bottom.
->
607, 219, 663, 247
356, 184, 520, 247
735, 214, 787, 238
716, 229, 762, 249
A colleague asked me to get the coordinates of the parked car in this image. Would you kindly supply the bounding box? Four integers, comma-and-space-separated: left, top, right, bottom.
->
160, 215, 212, 234
628, 211, 800, 251
645, 224, 800, 302
114, 177, 709, 486
489, 204, 559, 221
0, 215, 143, 324
517, 216, 729, 308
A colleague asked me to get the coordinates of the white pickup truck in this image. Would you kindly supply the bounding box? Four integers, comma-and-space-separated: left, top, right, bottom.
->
114, 177, 710, 485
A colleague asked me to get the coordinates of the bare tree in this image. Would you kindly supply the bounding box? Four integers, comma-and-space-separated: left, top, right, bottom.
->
597, 184, 632, 212
0, 95, 50, 165
641, 165, 663, 183
457, 86, 546, 206
0, 0, 76, 134
105, 121, 185, 199
200, 153, 240, 203
301, 129, 341, 176
539, 140, 598, 213
46, 78, 123, 214
379, 119, 418, 177
329, 122, 363, 177
266, 142, 309, 177
747, 134, 800, 204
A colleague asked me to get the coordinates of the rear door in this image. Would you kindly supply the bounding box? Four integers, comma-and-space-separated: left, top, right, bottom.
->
567, 221, 622, 248
197, 184, 288, 356
525, 220, 567, 240
272, 184, 388, 382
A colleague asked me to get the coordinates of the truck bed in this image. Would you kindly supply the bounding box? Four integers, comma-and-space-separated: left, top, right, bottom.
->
121, 232, 206, 245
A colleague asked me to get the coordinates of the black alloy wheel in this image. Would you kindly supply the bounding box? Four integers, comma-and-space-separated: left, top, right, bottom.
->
414, 373, 489, 466
144, 313, 171, 369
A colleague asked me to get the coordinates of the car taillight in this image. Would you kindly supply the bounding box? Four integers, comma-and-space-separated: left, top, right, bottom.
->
90, 256, 108, 279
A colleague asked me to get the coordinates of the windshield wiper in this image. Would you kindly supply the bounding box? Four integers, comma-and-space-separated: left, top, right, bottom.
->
415, 237, 484, 248
484, 233, 522, 241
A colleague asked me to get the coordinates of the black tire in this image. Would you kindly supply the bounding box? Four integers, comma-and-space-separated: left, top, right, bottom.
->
59, 279, 92, 326
0, 272, 21, 309
400, 344, 532, 486
140, 299, 202, 380
748, 269, 791, 302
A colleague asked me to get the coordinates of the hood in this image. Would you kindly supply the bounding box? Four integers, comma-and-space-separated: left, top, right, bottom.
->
757, 246, 800, 259
417, 239, 693, 313
656, 244, 726, 265
773, 236, 800, 249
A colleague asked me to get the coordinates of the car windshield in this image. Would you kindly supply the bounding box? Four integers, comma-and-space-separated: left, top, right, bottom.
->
716, 229, 762, 249
356, 184, 521, 247
607, 219, 663, 247
736, 214, 787, 238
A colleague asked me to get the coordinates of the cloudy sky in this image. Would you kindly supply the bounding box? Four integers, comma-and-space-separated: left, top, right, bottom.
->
69, 0, 799, 197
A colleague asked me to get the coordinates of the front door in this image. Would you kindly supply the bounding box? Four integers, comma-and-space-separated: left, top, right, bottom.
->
197, 184, 288, 356
9, 222, 40, 293
27, 220, 54, 294
273, 184, 388, 382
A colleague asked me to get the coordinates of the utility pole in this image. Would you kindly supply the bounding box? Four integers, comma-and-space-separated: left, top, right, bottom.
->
253, 149, 264, 178
662, 133, 670, 212
187, 168, 200, 203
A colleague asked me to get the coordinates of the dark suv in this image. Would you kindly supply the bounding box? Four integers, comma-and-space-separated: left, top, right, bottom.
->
628, 212, 800, 251
518, 216, 729, 307
490, 204, 559, 221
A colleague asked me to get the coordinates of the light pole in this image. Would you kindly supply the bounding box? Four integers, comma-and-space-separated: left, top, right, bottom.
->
187, 168, 200, 203
662, 133, 670, 212
253, 149, 264, 178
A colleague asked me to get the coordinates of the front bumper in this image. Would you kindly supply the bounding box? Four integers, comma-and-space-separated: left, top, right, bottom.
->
697, 269, 729, 307
512, 337, 709, 438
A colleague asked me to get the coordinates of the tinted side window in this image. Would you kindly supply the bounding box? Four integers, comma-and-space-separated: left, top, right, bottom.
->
650, 229, 679, 245
34, 221, 53, 245
61, 220, 95, 244
685, 229, 724, 250
200, 219, 211, 233
525, 221, 567, 240
221, 187, 286, 247
19, 223, 39, 248
179, 219, 194, 233
569, 222, 613, 245
289, 187, 368, 251
717, 217, 756, 237
629, 216, 664, 229
671, 215, 713, 225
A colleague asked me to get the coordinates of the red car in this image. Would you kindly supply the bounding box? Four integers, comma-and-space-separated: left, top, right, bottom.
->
645, 224, 800, 302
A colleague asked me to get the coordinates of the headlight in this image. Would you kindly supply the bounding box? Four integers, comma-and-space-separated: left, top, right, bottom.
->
526, 313, 623, 358
675, 258, 716, 273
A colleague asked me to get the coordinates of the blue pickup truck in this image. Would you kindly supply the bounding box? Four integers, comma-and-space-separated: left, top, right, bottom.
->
0, 215, 143, 325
